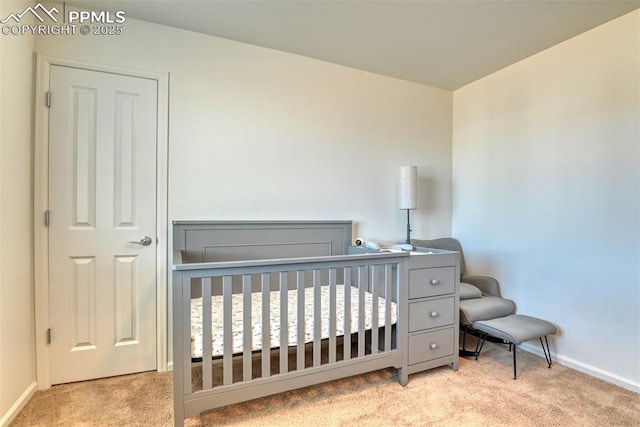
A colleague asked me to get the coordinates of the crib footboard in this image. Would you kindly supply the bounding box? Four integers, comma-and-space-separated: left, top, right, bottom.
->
172, 252, 408, 426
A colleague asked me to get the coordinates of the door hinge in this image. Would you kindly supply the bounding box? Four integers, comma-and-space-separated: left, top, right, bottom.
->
44, 210, 50, 227
46, 91, 52, 108
47, 328, 52, 344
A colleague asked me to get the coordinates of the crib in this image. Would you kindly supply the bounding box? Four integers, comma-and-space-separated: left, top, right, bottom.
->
172, 221, 411, 426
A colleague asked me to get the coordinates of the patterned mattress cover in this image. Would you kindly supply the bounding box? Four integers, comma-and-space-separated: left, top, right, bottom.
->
191, 284, 397, 359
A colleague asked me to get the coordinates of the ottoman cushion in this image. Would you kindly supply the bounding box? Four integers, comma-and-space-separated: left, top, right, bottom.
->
473, 314, 556, 345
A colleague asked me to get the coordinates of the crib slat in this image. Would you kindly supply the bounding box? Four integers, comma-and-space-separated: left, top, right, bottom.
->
279, 271, 288, 374
313, 269, 321, 367
296, 270, 305, 370
202, 277, 213, 390
329, 268, 337, 364
343, 267, 351, 361
261, 273, 270, 378
384, 264, 392, 351
243, 274, 252, 382
222, 276, 233, 386
181, 276, 192, 395
371, 265, 379, 355
357, 265, 367, 357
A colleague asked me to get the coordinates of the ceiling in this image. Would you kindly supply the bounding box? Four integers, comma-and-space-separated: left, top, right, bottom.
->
66, 1, 639, 90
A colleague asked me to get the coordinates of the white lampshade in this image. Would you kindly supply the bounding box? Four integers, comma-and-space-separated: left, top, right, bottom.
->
398, 165, 417, 210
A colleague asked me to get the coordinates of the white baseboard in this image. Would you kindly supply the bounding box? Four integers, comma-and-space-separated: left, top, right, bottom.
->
167, 361, 173, 372
0, 381, 37, 427
519, 342, 639, 393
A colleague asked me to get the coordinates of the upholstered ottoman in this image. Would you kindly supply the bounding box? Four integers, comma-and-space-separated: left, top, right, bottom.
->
472, 314, 556, 379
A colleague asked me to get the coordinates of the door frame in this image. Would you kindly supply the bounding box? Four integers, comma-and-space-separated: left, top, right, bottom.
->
34, 54, 169, 389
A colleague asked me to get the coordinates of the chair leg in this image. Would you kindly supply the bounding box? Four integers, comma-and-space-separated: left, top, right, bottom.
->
460, 325, 479, 358
540, 336, 553, 368
462, 325, 468, 349
513, 343, 517, 379
474, 332, 488, 361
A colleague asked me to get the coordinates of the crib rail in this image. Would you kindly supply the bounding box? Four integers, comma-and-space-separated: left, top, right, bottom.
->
172, 252, 408, 425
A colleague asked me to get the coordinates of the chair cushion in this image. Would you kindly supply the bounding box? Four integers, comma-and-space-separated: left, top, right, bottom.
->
459, 296, 515, 325
459, 282, 482, 300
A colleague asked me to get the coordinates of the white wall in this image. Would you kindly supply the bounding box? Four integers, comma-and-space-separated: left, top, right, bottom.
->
0, 0, 37, 423
453, 10, 639, 390
35, 17, 453, 243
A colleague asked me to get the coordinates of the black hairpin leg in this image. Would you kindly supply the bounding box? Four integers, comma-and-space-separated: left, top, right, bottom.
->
513, 343, 517, 379
474, 332, 488, 361
540, 336, 553, 368
460, 325, 479, 357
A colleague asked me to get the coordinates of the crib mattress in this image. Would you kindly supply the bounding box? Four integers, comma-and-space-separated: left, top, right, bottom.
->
191, 284, 397, 359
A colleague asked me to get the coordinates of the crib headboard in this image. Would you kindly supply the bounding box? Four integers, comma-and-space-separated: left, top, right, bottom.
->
173, 220, 353, 264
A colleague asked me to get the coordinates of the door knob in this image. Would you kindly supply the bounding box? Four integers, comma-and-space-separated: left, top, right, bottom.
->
128, 236, 153, 246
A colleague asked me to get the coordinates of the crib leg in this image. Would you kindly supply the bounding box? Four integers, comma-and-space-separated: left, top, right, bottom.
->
398, 368, 408, 386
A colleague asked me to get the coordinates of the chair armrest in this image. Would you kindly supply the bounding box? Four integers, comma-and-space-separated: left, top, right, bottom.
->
461, 274, 502, 297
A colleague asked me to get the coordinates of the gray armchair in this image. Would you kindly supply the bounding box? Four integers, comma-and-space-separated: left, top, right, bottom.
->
411, 238, 516, 356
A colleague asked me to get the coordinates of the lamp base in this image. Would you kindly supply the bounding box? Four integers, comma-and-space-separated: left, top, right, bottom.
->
405, 209, 412, 245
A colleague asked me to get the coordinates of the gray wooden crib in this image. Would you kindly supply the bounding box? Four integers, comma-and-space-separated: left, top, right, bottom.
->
172, 221, 411, 426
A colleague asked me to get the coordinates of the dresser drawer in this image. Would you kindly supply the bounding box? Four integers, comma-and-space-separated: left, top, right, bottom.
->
408, 328, 455, 365
409, 297, 455, 332
409, 266, 455, 299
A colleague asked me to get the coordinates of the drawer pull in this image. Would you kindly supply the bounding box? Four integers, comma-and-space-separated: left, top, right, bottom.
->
430, 343, 438, 349
430, 311, 438, 318
430, 279, 440, 286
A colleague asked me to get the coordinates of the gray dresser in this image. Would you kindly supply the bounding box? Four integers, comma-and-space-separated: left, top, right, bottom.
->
348, 246, 460, 376
405, 248, 460, 374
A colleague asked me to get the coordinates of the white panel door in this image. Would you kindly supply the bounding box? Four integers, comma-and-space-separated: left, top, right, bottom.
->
48, 65, 157, 384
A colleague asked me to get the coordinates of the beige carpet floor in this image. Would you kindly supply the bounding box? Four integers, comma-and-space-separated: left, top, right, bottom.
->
10, 342, 640, 426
